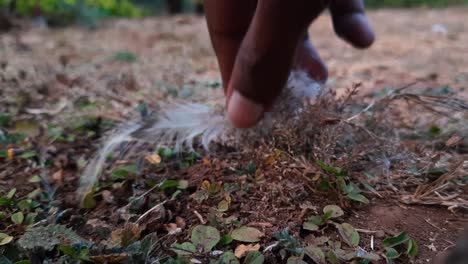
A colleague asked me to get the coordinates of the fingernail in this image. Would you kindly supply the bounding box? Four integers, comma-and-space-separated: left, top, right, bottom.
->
227, 90, 264, 128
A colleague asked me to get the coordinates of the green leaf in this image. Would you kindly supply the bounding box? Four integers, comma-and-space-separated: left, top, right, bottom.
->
287, 256, 307, 264
11, 212, 24, 224
0, 232, 14, 245
315, 160, 346, 176
171, 242, 196, 256
244, 251, 264, 264
178, 180, 189, 189
191, 225, 220, 252
218, 234, 233, 246
382, 232, 410, 248
24, 213, 37, 226
304, 246, 326, 263
303, 221, 320, 231
7, 188, 16, 199
323, 205, 344, 219
337, 223, 360, 247
0, 197, 9, 206
385, 247, 400, 259
14, 260, 30, 264
59, 245, 78, 258
19, 151, 36, 159
308, 215, 325, 226
217, 200, 229, 212
158, 148, 175, 159
17, 200, 32, 212
113, 51, 138, 62
159, 180, 180, 190
81, 189, 97, 209
217, 252, 239, 264
347, 192, 369, 204
28, 175, 42, 183
326, 250, 340, 264
231, 226, 264, 243
111, 164, 138, 180
406, 239, 418, 257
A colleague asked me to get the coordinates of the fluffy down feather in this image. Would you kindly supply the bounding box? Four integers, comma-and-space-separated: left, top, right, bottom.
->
79, 70, 322, 195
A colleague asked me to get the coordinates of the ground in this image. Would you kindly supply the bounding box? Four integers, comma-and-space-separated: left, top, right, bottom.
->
0, 7, 467, 264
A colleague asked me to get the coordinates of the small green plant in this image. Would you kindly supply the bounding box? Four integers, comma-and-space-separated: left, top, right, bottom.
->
382, 232, 418, 263
113, 51, 138, 63
303, 204, 344, 231
315, 160, 369, 204
171, 225, 220, 256
58, 244, 91, 262
111, 163, 138, 180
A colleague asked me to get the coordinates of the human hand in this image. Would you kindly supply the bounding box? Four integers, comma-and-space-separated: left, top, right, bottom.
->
204, 0, 375, 128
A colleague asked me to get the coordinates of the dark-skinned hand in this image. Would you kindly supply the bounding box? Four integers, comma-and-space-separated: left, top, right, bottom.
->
204, 0, 375, 128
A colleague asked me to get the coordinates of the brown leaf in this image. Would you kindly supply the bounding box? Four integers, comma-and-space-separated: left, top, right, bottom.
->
145, 154, 162, 164
109, 223, 141, 247
446, 134, 462, 147
234, 244, 261, 258
102, 190, 114, 204
90, 254, 129, 264
51, 169, 63, 185
165, 223, 181, 235
175, 216, 186, 229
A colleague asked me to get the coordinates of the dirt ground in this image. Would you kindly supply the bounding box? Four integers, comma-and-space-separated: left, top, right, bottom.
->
0, 7, 467, 264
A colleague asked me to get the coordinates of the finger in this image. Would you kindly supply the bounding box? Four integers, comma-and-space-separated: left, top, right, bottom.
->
294, 33, 328, 83
329, 0, 375, 48
204, 0, 257, 93
227, 0, 327, 128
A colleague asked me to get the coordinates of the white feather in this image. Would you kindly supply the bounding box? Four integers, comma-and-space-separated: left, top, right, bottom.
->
79, 70, 322, 195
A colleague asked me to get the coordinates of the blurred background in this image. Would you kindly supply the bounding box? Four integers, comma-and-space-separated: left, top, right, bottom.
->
1, 0, 468, 29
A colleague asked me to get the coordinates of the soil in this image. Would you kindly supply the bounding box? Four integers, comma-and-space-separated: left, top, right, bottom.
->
0, 7, 467, 264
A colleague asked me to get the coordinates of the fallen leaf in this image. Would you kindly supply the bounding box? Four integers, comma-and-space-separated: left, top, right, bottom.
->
231, 226, 264, 243
102, 190, 114, 203
52, 169, 63, 185
234, 244, 261, 258
175, 216, 186, 229
90, 254, 130, 263
446, 134, 462, 147
145, 154, 162, 164
165, 223, 181, 235
202, 157, 211, 165
109, 223, 141, 247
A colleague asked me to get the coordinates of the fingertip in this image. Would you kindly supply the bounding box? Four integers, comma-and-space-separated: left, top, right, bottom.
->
297, 40, 329, 83
227, 90, 264, 128
335, 13, 375, 49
